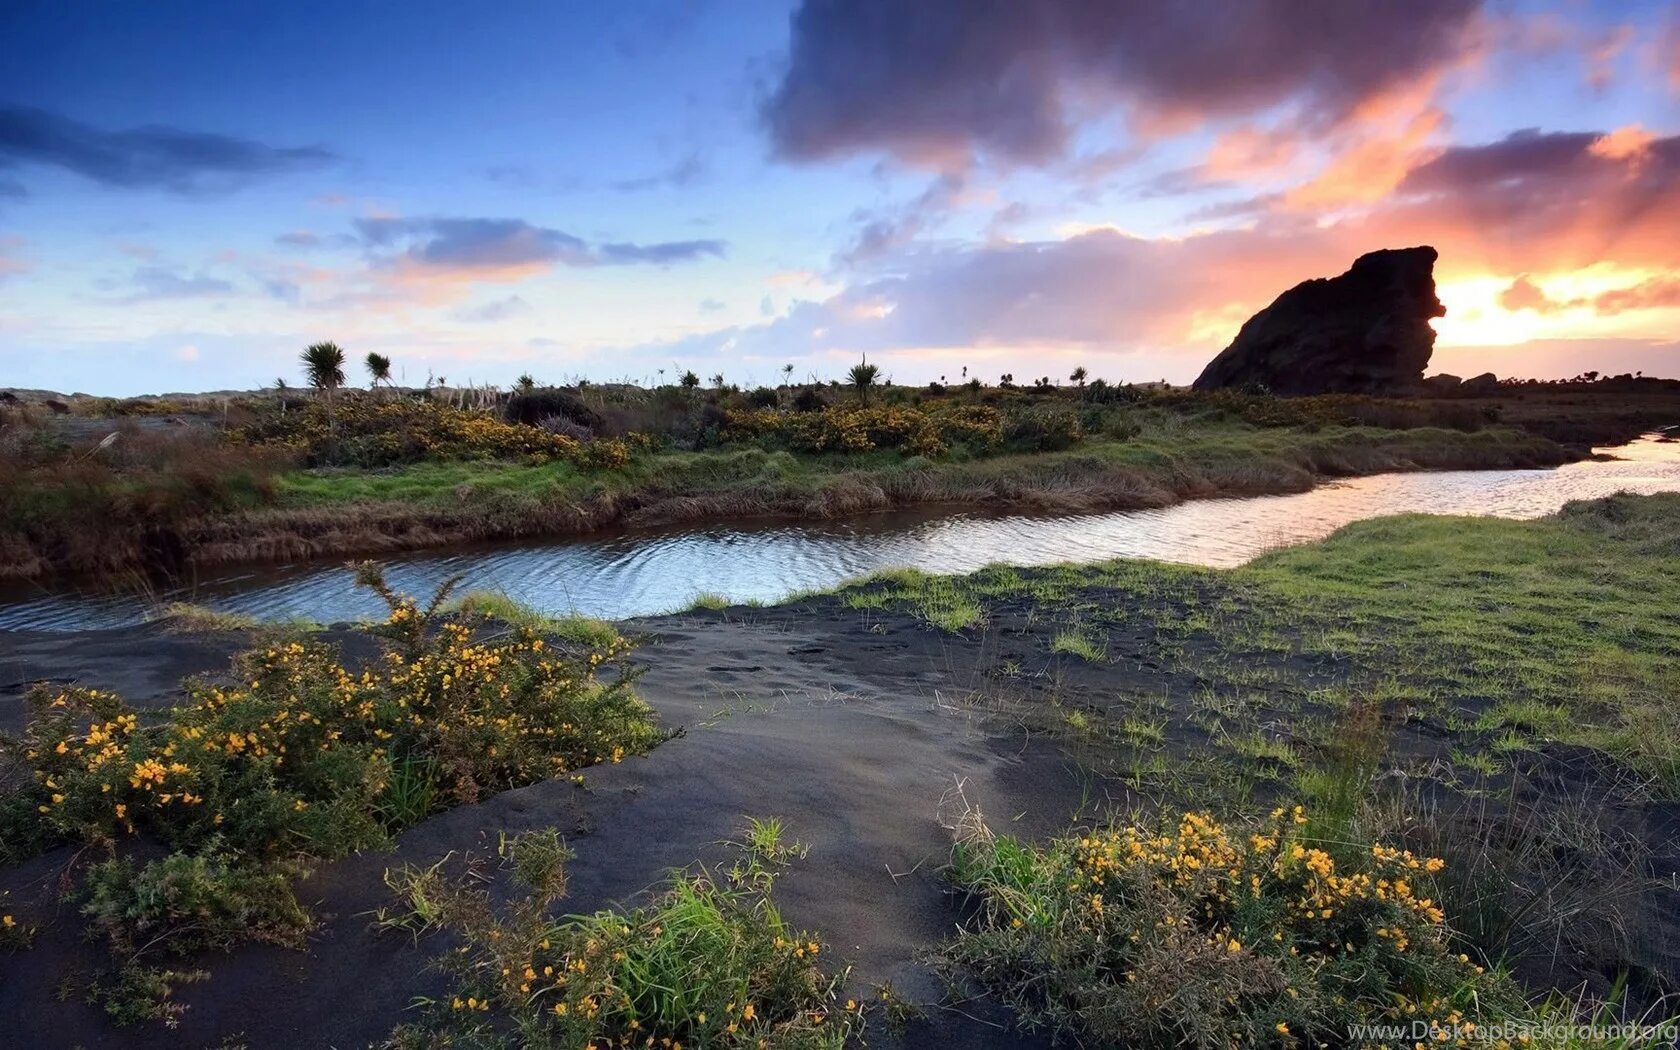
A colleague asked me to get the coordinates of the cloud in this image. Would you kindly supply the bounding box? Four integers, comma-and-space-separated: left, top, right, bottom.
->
1499, 273, 1680, 316
456, 295, 533, 323
119, 266, 236, 301
0, 236, 27, 282
612, 152, 707, 192
355, 217, 725, 281
837, 172, 970, 266
276, 230, 320, 249
620, 121, 1680, 380
763, 0, 1482, 167
1499, 275, 1556, 312
0, 106, 334, 192
699, 298, 726, 313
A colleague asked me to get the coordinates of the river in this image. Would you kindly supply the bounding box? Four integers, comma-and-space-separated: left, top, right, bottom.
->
3, 436, 1677, 631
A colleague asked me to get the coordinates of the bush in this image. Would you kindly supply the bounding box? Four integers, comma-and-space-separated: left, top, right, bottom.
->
1, 566, 666, 1023
82, 851, 312, 959
1003, 406, 1083, 452
942, 806, 1520, 1048
234, 398, 625, 469
383, 825, 855, 1049
503, 388, 602, 429
723, 404, 1003, 459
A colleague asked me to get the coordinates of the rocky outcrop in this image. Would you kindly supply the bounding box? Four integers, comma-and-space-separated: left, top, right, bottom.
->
1193, 247, 1445, 396
1461, 372, 1499, 394
1423, 373, 1463, 393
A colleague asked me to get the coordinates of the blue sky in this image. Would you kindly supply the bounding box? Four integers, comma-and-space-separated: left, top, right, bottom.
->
1, 0, 1677, 394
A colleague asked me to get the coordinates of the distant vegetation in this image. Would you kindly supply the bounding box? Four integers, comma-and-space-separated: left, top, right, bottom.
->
2, 351, 1675, 582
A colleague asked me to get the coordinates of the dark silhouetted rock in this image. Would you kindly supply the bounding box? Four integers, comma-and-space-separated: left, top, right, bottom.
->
1193, 247, 1445, 396
44, 399, 70, 414
1462, 372, 1499, 394
1424, 373, 1463, 393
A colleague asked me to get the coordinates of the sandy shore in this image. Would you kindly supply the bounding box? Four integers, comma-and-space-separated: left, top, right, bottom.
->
4, 541, 1677, 1045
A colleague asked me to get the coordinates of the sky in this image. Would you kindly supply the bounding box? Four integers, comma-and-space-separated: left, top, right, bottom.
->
1, 0, 1677, 395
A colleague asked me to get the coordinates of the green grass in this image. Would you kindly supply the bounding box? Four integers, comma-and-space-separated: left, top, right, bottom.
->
383, 824, 855, 1050
824, 492, 1680, 798
450, 589, 619, 647
271, 422, 1561, 515
152, 602, 261, 632
1049, 628, 1105, 661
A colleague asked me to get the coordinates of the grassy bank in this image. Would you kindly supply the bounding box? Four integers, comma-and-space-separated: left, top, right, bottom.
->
192, 421, 1566, 572
5, 495, 1678, 1042
804, 492, 1680, 1009
0, 380, 1605, 582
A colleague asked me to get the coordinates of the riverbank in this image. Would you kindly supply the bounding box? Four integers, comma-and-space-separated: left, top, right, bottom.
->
8, 418, 1571, 583
2, 493, 1676, 1046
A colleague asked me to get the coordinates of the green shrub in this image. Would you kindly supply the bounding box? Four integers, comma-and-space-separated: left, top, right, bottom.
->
383, 827, 855, 1049
1004, 406, 1083, 452
82, 850, 312, 958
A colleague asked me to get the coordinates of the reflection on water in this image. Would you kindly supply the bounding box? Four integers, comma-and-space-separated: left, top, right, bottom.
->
5, 437, 1679, 632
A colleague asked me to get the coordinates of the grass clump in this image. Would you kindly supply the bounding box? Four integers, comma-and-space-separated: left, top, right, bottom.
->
1049, 628, 1105, 662
0, 564, 664, 1025
383, 825, 855, 1050
152, 603, 262, 633
942, 805, 1522, 1049
450, 589, 618, 648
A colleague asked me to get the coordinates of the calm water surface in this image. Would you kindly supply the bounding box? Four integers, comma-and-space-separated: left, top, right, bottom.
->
5, 437, 1679, 632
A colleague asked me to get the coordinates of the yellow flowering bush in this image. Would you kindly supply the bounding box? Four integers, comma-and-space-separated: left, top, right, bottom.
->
723, 404, 1004, 459
234, 397, 637, 470
384, 827, 855, 1050
0, 565, 664, 1024
943, 807, 1522, 1049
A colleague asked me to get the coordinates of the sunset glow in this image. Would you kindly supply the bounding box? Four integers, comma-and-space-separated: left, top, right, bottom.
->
0, 1, 1676, 393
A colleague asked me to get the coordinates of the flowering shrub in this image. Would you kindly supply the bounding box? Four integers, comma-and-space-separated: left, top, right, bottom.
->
943, 807, 1521, 1049
723, 404, 1004, 458
234, 398, 635, 470
384, 825, 856, 1050
0, 565, 664, 1024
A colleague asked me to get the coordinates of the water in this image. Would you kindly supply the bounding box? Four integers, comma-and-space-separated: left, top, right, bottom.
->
4, 437, 1679, 632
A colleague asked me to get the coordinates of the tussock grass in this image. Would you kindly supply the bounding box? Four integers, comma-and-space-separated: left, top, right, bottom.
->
152, 602, 261, 633
450, 589, 618, 647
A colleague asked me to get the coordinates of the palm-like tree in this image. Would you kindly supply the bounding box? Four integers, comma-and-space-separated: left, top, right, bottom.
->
848, 359, 880, 406
302, 341, 346, 420
680, 370, 700, 391
515, 373, 536, 393
365, 352, 392, 390
1070, 366, 1087, 388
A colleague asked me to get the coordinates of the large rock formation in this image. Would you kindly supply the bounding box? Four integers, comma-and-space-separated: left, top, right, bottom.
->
1192, 246, 1445, 396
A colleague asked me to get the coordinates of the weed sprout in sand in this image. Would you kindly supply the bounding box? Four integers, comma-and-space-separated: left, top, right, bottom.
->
0, 564, 664, 1025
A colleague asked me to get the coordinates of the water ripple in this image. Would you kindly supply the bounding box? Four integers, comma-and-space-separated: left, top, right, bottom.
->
4, 437, 1677, 632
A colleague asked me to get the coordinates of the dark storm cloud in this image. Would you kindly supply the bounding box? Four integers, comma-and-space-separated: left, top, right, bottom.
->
0, 107, 334, 192
763, 0, 1482, 166
353, 217, 725, 276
